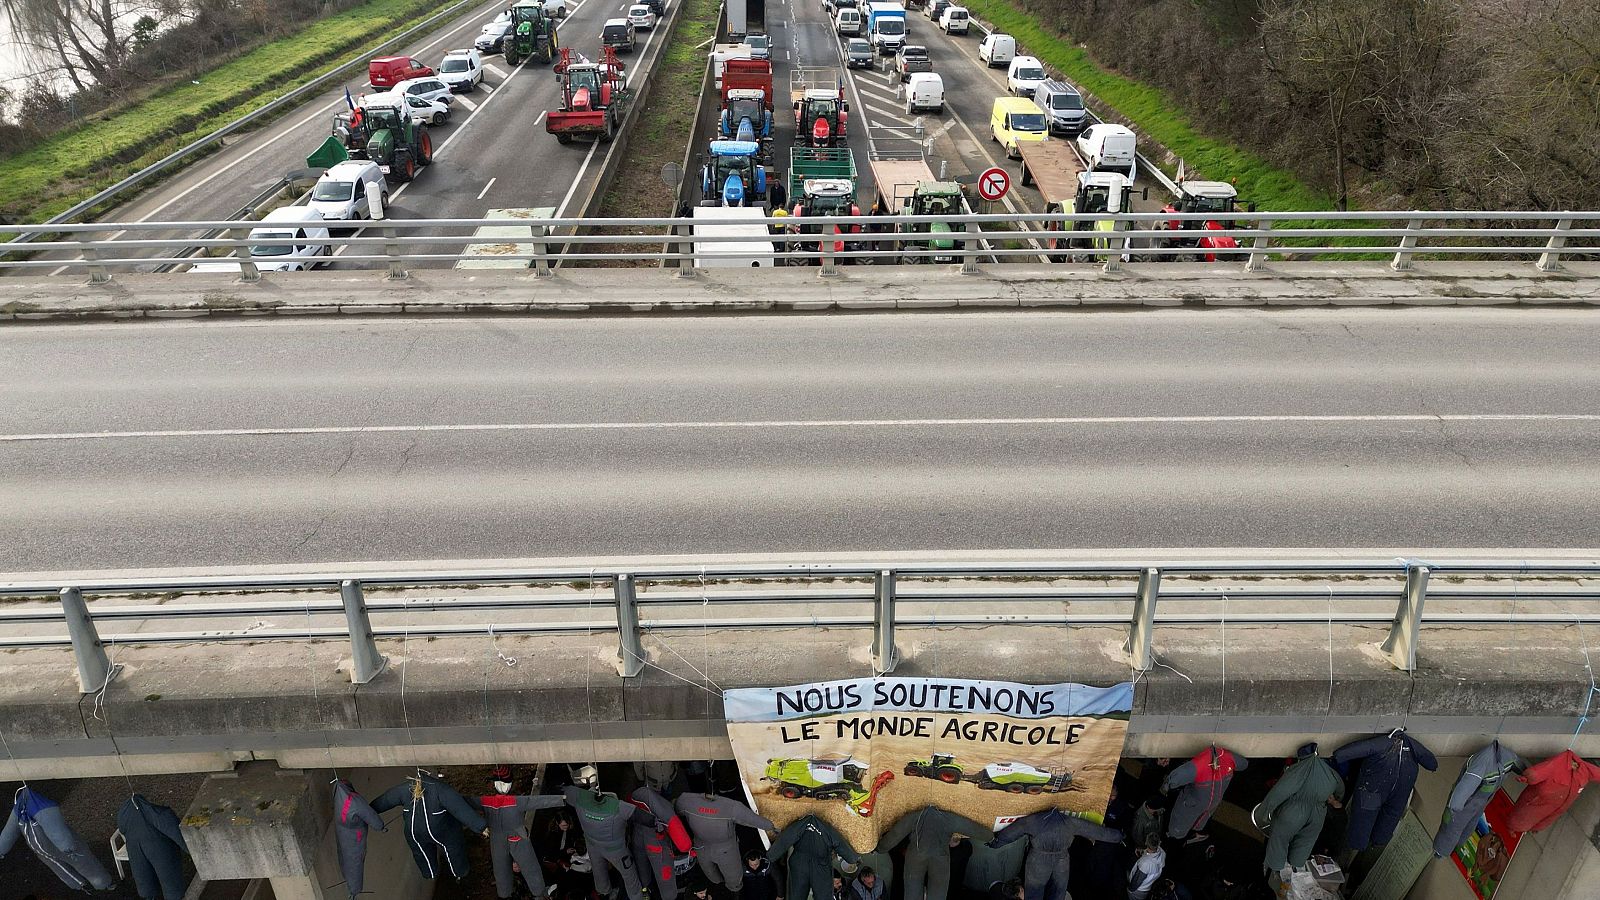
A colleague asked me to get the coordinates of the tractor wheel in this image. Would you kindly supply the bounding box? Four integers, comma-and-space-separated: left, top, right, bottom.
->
903, 764, 923, 777
416, 129, 433, 164
394, 151, 416, 183
556, 132, 573, 144
600, 116, 616, 143
936, 766, 961, 783
506, 50, 521, 66
1024, 785, 1044, 795
779, 785, 803, 800
1007, 783, 1025, 794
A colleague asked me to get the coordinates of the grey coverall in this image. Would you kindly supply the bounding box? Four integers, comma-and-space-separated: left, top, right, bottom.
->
332, 780, 384, 899
1258, 755, 1342, 871
989, 808, 1123, 900
675, 793, 775, 892
1433, 741, 1527, 857
118, 794, 190, 900
877, 807, 993, 900
0, 786, 117, 891
478, 792, 566, 899
769, 814, 861, 900
566, 785, 645, 900
630, 786, 692, 900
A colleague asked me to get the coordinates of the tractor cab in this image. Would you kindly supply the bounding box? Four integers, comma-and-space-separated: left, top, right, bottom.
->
702, 140, 768, 207
1161, 178, 1247, 261
721, 89, 772, 145
505, 0, 558, 65
900, 181, 962, 263
789, 178, 861, 262
796, 91, 847, 147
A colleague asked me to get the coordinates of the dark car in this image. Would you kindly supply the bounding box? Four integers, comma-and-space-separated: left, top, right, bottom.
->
846, 37, 874, 68
474, 21, 513, 53
893, 44, 931, 82
644, 0, 665, 12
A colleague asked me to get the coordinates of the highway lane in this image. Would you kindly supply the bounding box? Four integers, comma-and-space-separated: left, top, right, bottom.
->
2, 308, 1597, 571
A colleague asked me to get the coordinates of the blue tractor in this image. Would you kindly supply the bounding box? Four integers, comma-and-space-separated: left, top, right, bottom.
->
700, 140, 770, 207
719, 88, 774, 154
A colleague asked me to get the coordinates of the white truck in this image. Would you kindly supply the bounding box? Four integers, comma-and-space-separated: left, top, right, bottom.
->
692, 206, 775, 267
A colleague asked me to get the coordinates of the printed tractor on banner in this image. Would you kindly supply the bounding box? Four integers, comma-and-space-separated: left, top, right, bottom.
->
764, 758, 895, 816
903, 754, 1075, 794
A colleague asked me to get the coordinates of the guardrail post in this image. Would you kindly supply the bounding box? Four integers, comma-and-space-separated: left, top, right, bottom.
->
60, 587, 118, 693
1245, 218, 1273, 272
1391, 217, 1426, 271
1125, 567, 1160, 673
614, 574, 645, 677
1100, 218, 1125, 274
340, 580, 387, 684
1380, 564, 1430, 671
1536, 217, 1573, 272
383, 224, 407, 280
819, 228, 838, 277
872, 570, 898, 674
533, 224, 552, 277
960, 219, 980, 274
82, 246, 112, 284
231, 227, 261, 283
674, 221, 696, 277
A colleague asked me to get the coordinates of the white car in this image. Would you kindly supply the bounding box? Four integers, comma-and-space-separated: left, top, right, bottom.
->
939, 5, 968, 33
390, 76, 455, 107
626, 4, 656, 28
368, 90, 452, 126
308, 160, 387, 222
189, 208, 331, 273
437, 49, 484, 92
1007, 55, 1047, 96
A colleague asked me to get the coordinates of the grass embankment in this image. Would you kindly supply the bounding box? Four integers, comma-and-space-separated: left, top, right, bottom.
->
961, 0, 1334, 214
590, 0, 719, 264
0, 0, 459, 223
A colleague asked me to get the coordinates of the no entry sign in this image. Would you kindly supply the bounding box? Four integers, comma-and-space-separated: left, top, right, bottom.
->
977, 166, 1010, 201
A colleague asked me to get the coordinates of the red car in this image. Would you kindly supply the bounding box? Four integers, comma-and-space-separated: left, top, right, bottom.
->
369, 56, 434, 88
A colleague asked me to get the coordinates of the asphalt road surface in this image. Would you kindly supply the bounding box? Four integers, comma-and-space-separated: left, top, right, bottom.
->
3, 308, 1598, 572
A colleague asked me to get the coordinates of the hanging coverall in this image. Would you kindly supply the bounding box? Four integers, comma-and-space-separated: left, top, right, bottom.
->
769, 814, 860, 900
1433, 741, 1527, 855
1505, 750, 1600, 833
117, 793, 191, 900
988, 808, 1123, 900
331, 780, 385, 899
675, 792, 775, 892
566, 785, 645, 900
1163, 748, 1247, 840
1332, 731, 1438, 851
0, 786, 117, 891
1258, 753, 1342, 871
877, 806, 993, 900
628, 786, 693, 900
372, 772, 488, 880
477, 791, 566, 899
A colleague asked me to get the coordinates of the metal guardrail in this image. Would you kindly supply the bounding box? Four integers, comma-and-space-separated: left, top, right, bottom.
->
1, 211, 1592, 277
5, 557, 1598, 690
11, 0, 492, 242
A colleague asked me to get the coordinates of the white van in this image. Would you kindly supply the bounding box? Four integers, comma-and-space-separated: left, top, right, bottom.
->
978, 32, 1015, 67
939, 5, 968, 34
308, 160, 387, 222
835, 8, 861, 35
693, 206, 774, 267
905, 72, 944, 114
189, 207, 331, 273
1076, 123, 1138, 181
1006, 55, 1046, 96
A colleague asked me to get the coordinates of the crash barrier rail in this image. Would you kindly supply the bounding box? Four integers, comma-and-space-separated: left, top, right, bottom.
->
0, 211, 1592, 278
9, 0, 491, 242
3, 557, 1597, 691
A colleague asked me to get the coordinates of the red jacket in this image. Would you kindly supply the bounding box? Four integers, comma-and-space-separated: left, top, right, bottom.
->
1506, 750, 1600, 832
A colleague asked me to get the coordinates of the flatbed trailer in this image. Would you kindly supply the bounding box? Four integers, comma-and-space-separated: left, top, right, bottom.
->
456, 208, 554, 269
868, 158, 938, 213
1016, 140, 1086, 213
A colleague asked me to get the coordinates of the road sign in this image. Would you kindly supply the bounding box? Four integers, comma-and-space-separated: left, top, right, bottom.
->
977, 166, 1010, 201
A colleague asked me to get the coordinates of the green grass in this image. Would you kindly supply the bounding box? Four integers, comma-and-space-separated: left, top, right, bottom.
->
961, 0, 1336, 214
0, 0, 454, 223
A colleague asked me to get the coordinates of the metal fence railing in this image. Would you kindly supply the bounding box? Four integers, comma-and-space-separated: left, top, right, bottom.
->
5, 557, 1597, 692
0, 211, 1591, 279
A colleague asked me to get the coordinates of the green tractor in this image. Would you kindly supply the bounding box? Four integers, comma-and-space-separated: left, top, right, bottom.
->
324, 99, 434, 184
764, 758, 890, 817
504, 0, 559, 66
896, 181, 963, 264
903, 753, 964, 783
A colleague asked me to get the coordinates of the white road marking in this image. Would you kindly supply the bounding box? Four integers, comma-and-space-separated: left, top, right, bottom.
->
481, 83, 495, 93
555, 142, 601, 217
456, 95, 479, 111
6, 415, 1595, 444
534, 110, 547, 126
486, 63, 510, 78
476, 177, 498, 200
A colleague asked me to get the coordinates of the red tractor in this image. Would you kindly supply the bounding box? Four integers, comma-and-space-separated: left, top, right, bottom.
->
546, 47, 631, 144
791, 70, 848, 148
1158, 178, 1252, 262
